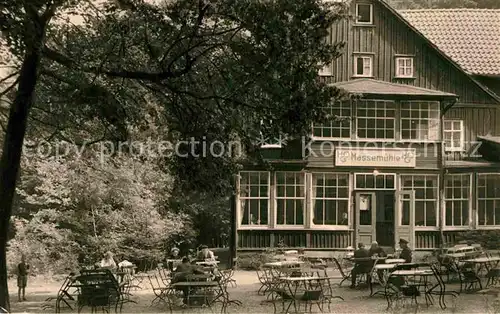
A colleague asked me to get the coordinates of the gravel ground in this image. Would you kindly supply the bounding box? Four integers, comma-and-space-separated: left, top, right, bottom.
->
6, 270, 497, 313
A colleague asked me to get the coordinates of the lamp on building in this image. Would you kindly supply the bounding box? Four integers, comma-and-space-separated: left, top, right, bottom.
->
373, 169, 380, 176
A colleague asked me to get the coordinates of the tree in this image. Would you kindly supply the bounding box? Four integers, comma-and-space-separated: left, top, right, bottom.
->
0, 0, 347, 309
0, 0, 84, 309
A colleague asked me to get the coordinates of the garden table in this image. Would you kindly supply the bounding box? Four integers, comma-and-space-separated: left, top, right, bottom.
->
271, 276, 336, 314
370, 263, 397, 296
385, 259, 406, 264
263, 261, 304, 268
385, 269, 434, 309
463, 256, 500, 283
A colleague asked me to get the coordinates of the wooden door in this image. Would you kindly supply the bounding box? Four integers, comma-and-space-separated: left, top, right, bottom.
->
355, 192, 377, 246
395, 190, 415, 250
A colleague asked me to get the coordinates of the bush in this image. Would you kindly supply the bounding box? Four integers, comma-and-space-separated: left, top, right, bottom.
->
455, 230, 500, 249
236, 249, 280, 270
8, 154, 187, 275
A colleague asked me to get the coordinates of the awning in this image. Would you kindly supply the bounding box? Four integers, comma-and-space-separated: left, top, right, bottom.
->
477, 136, 500, 162
331, 79, 458, 101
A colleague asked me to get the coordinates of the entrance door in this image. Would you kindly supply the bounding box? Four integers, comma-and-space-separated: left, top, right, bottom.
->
355, 192, 376, 245
395, 190, 415, 250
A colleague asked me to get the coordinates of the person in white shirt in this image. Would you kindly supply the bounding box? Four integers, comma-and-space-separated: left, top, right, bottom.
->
197, 245, 216, 261
99, 251, 117, 270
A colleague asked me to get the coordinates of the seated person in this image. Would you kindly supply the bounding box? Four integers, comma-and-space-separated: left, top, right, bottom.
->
196, 245, 216, 261
399, 238, 412, 263
369, 241, 387, 257
98, 251, 117, 271
171, 257, 205, 304
369, 241, 386, 282
350, 243, 372, 288
171, 257, 205, 283
166, 247, 181, 271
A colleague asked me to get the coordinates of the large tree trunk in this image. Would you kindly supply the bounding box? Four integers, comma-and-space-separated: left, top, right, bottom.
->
0, 39, 44, 312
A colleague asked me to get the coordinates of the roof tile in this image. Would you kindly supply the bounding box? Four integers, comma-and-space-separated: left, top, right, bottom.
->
400, 9, 500, 76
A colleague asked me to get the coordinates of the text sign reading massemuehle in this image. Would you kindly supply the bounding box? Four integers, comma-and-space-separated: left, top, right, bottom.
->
335, 148, 417, 167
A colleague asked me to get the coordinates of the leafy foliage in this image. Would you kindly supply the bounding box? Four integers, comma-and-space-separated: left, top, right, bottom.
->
8, 151, 187, 275
33, 0, 347, 195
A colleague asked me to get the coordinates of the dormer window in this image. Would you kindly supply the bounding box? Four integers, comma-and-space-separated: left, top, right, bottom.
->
356, 3, 373, 24
395, 57, 414, 78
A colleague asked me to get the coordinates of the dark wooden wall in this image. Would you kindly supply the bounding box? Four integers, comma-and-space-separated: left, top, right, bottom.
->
444, 106, 500, 161
324, 0, 498, 105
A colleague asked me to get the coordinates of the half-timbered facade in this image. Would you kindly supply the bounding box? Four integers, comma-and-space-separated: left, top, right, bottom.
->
235, 1, 500, 252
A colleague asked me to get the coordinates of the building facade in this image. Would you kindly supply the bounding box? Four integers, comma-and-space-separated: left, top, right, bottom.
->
235, 0, 500, 252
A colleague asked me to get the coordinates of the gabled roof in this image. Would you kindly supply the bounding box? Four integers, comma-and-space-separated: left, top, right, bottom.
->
374, 0, 500, 103
332, 79, 457, 99
400, 9, 500, 77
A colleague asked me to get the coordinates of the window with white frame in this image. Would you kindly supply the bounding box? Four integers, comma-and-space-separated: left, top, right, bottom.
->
477, 174, 500, 226
395, 57, 414, 78
319, 63, 332, 76
444, 120, 464, 152
239, 171, 269, 226
259, 119, 283, 148
444, 174, 470, 227
353, 55, 373, 77
356, 100, 396, 139
400, 101, 440, 141
355, 173, 395, 189
401, 175, 438, 227
312, 173, 349, 226
356, 3, 373, 24
313, 101, 352, 139
275, 172, 305, 225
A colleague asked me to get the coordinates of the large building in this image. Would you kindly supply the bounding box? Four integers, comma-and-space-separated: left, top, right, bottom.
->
235, 1, 500, 252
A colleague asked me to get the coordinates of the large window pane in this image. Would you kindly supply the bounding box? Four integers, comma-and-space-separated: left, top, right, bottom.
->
276, 172, 305, 225
400, 101, 440, 140
356, 100, 396, 140
312, 173, 349, 226
401, 175, 438, 227
444, 174, 470, 227
239, 171, 269, 225
477, 174, 500, 226
313, 101, 352, 139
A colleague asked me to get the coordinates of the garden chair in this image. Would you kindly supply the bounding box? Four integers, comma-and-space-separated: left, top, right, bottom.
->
458, 262, 482, 293
426, 263, 458, 310
331, 257, 352, 286
75, 269, 122, 313
43, 274, 76, 313
148, 273, 173, 307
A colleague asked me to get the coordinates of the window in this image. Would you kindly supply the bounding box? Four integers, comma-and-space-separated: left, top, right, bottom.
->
395, 57, 414, 78
259, 119, 282, 148
356, 3, 373, 24
477, 174, 500, 226
312, 173, 349, 226
401, 175, 438, 227
275, 172, 305, 225
355, 173, 395, 190
444, 120, 464, 152
239, 171, 269, 226
356, 100, 396, 140
353, 55, 373, 77
313, 101, 352, 139
400, 101, 440, 141
319, 63, 332, 76
445, 174, 470, 227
